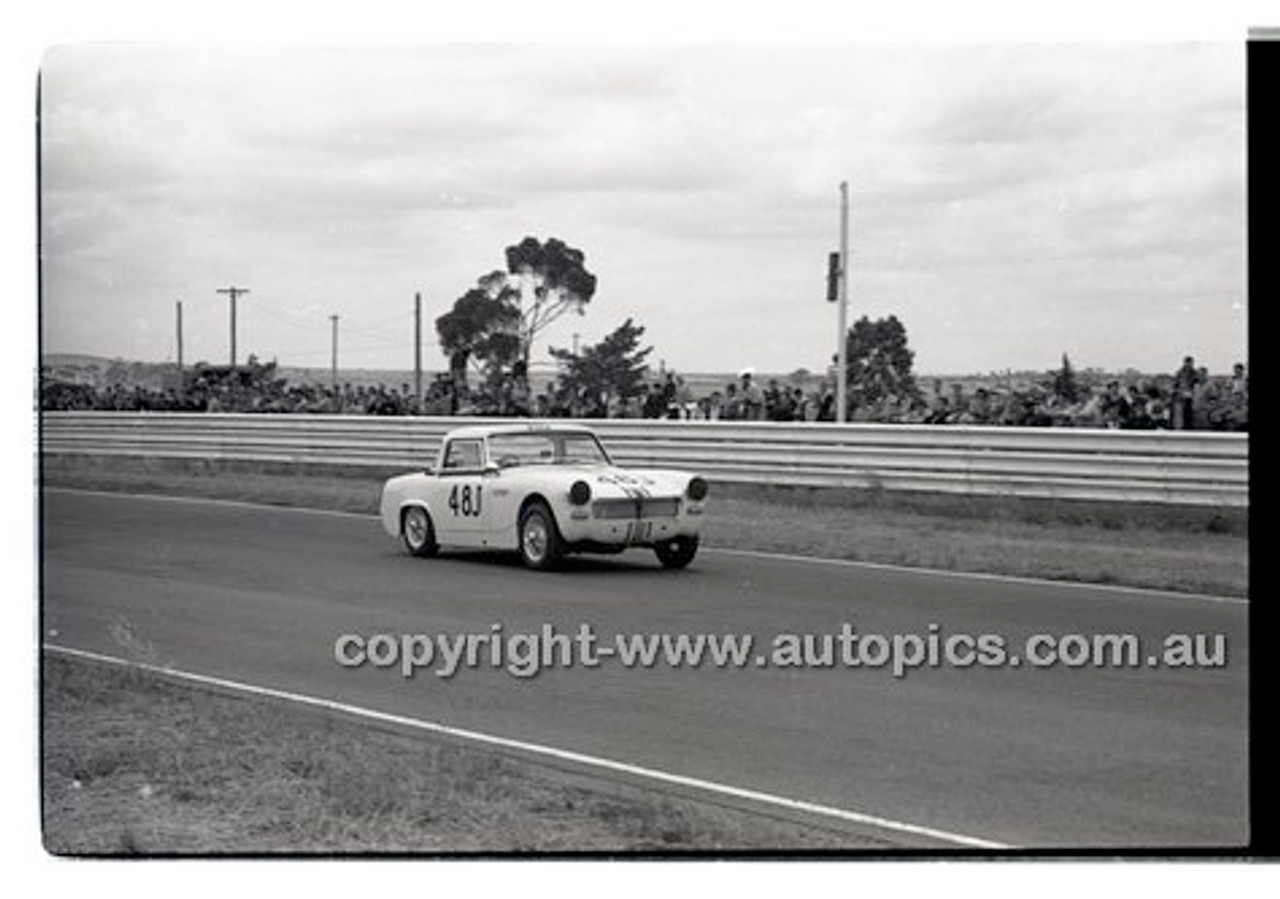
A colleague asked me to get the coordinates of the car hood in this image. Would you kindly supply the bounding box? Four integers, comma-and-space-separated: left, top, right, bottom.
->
513, 464, 691, 497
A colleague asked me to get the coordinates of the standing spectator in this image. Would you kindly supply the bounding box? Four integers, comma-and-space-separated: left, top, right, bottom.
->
1146, 385, 1171, 429
1230, 362, 1248, 398
739, 371, 764, 421
642, 383, 666, 419
791, 387, 809, 421
659, 372, 678, 417
762, 379, 781, 420
672, 374, 694, 419
768, 380, 794, 421
1228, 362, 1248, 431
1191, 367, 1213, 430
817, 385, 836, 421
1119, 384, 1149, 429
706, 390, 724, 420
1172, 355, 1198, 430
721, 383, 741, 420
1100, 380, 1130, 429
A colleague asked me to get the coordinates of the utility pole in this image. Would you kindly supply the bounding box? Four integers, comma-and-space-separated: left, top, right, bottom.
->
175, 300, 184, 388
330, 314, 340, 407
414, 292, 423, 412
216, 286, 250, 367
836, 181, 850, 423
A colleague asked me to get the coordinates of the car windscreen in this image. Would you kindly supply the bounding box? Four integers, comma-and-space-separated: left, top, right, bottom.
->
488, 432, 611, 468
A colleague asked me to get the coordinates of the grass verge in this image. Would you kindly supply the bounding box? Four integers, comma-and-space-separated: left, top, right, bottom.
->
41, 454, 1248, 597
41, 652, 881, 854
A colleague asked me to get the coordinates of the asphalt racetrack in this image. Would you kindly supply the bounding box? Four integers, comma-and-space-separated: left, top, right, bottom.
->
40, 489, 1248, 850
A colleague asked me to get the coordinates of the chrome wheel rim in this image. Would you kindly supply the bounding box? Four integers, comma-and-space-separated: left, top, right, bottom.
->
405, 509, 427, 548
523, 514, 548, 562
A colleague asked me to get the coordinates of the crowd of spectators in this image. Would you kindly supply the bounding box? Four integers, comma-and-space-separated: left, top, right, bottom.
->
903, 359, 1249, 432
40, 356, 1248, 432
39, 364, 407, 415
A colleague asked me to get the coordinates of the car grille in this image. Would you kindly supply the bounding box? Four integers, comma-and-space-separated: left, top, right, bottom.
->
592, 497, 680, 519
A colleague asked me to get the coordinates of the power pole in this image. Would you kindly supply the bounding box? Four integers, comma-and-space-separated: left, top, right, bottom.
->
572, 332, 581, 357
216, 286, 250, 367
414, 292, 423, 412
836, 181, 850, 423
330, 314, 340, 408
176, 300, 184, 388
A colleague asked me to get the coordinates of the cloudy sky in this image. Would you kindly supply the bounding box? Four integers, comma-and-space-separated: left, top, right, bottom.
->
38, 41, 1247, 376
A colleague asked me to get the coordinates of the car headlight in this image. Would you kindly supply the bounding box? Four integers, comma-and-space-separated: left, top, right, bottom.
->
569, 480, 592, 505
687, 477, 708, 501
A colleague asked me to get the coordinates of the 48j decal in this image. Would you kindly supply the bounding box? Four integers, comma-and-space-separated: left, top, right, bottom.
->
448, 484, 483, 517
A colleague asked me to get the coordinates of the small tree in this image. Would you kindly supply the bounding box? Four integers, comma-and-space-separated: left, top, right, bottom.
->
1052, 352, 1079, 403
843, 314, 920, 411
549, 318, 653, 408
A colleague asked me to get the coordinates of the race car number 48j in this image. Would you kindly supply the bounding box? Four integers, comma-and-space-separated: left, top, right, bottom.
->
379, 423, 708, 570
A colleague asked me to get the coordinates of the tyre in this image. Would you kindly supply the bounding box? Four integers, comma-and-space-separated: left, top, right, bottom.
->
518, 501, 563, 570
654, 535, 698, 569
401, 506, 438, 558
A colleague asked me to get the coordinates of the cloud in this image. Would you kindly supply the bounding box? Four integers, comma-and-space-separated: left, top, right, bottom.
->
38, 42, 1247, 376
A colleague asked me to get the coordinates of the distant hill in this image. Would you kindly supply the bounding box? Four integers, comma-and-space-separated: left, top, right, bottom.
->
278, 366, 827, 397
40, 354, 823, 396
40, 353, 1172, 400
41, 354, 180, 390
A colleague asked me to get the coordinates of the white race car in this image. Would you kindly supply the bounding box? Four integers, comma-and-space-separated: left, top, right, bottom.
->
379, 423, 708, 569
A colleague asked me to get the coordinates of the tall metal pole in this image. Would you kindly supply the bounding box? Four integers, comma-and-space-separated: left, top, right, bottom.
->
176, 301, 184, 387
414, 292, 423, 411
330, 314, 339, 399
837, 181, 850, 423
216, 286, 250, 367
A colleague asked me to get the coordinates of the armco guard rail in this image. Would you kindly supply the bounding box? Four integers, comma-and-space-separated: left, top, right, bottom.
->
40, 411, 1248, 507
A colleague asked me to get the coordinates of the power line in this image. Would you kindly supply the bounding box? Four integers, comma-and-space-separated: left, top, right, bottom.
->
247, 300, 414, 348
346, 310, 414, 335
278, 343, 417, 360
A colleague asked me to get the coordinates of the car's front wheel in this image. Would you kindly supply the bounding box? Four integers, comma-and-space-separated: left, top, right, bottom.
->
402, 506, 438, 558
518, 501, 563, 570
654, 535, 698, 569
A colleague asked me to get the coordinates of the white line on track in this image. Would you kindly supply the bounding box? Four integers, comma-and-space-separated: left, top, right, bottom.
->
45, 487, 1247, 605
41, 486, 376, 520
43, 642, 1011, 851
703, 547, 1249, 606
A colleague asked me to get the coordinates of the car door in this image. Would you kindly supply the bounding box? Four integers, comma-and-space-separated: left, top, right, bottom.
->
434, 437, 487, 546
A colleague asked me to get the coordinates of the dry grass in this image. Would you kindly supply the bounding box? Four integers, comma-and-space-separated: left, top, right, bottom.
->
41, 653, 883, 855
42, 454, 1247, 597
703, 495, 1248, 597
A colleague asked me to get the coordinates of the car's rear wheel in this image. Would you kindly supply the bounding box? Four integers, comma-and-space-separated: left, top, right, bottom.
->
402, 506, 438, 558
518, 501, 563, 570
654, 535, 698, 569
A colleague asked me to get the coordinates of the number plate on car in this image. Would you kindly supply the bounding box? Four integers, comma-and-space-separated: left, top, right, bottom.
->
627, 520, 654, 544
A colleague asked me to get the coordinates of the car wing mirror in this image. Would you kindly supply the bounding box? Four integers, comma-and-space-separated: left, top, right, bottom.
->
483, 462, 502, 477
